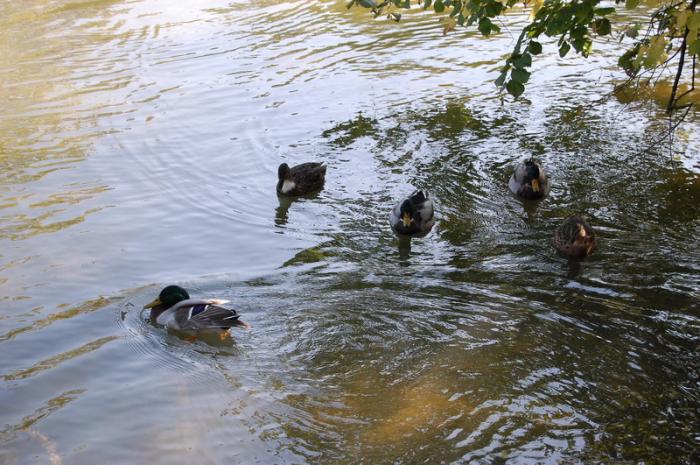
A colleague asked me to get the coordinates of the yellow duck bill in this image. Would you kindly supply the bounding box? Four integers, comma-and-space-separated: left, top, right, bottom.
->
143, 297, 161, 309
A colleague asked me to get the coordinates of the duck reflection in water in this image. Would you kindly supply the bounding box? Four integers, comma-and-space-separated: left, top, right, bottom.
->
274, 194, 293, 227
274, 190, 325, 228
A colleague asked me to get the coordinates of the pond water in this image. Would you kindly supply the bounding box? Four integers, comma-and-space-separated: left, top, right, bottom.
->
1, 1, 699, 463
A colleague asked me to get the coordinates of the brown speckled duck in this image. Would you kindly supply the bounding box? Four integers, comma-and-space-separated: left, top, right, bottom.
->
277, 162, 326, 196
553, 216, 596, 259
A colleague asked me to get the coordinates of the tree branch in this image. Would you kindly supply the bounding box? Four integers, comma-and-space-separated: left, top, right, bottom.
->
667, 0, 697, 113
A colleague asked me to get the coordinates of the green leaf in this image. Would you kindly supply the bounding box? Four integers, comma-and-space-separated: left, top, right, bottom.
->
511, 68, 531, 84
574, 3, 593, 21
688, 40, 700, 57
559, 41, 571, 57
570, 25, 586, 42
594, 18, 611, 36
478, 17, 492, 36
545, 15, 566, 36
685, 15, 700, 48
644, 35, 666, 67
423, 0, 433, 8
513, 52, 532, 68
434, 0, 445, 12
358, 0, 377, 8
528, 41, 543, 55
485, 1, 503, 16
506, 79, 525, 98
581, 38, 592, 57
618, 46, 641, 77
495, 70, 507, 87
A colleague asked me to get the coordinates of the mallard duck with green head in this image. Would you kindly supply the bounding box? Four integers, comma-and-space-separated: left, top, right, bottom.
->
553, 216, 596, 259
144, 285, 250, 332
277, 162, 326, 196
509, 159, 549, 200
390, 190, 435, 238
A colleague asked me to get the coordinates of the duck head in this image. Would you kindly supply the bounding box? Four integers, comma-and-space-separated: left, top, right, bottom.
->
399, 199, 417, 229
556, 219, 596, 259
277, 163, 296, 194
278, 163, 291, 182
570, 224, 595, 257
144, 285, 190, 310
524, 160, 541, 193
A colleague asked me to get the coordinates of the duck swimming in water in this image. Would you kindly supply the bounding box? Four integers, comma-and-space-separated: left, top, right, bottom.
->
144, 285, 249, 332
509, 159, 549, 200
277, 162, 326, 196
553, 216, 596, 259
390, 190, 435, 238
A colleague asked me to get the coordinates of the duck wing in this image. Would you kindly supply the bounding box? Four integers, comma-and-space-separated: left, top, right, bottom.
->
412, 192, 434, 223
290, 163, 326, 191
158, 299, 245, 330
176, 303, 245, 330
408, 190, 434, 234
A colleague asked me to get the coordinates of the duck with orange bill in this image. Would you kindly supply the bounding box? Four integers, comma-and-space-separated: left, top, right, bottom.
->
509, 159, 549, 200
390, 190, 435, 238
144, 285, 250, 333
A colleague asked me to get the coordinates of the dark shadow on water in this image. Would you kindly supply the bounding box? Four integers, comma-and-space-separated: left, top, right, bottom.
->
275, 191, 323, 229
321, 112, 379, 147
281, 242, 333, 268
397, 236, 411, 262
520, 197, 543, 221
275, 194, 293, 227
565, 258, 583, 279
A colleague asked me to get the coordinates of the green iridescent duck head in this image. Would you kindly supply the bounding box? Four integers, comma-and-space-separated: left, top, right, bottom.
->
144, 285, 190, 309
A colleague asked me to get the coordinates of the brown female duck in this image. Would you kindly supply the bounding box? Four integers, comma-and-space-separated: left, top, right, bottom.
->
277, 162, 326, 196
553, 216, 596, 258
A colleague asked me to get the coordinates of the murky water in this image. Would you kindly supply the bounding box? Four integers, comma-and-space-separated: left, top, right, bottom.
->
1, 1, 699, 463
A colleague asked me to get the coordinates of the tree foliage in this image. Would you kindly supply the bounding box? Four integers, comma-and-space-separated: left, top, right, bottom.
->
349, 0, 698, 113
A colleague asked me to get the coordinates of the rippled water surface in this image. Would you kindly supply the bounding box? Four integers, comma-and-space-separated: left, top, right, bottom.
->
1, 1, 699, 463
